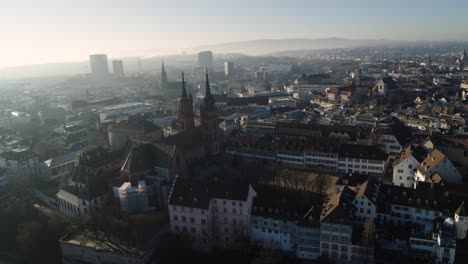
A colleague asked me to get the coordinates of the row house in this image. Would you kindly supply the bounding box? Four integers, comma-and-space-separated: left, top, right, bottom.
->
320, 186, 374, 263
415, 149, 463, 184
392, 145, 428, 188
375, 183, 466, 236
250, 185, 324, 259
228, 136, 387, 175
338, 144, 389, 176
0, 148, 40, 178
168, 177, 256, 251
409, 217, 457, 264
56, 165, 109, 220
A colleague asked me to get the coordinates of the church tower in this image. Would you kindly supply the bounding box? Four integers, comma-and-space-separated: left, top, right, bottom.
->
461, 49, 467, 70
161, 61, 168, 88
177, 72, 195, 131
200, 69, 220, 156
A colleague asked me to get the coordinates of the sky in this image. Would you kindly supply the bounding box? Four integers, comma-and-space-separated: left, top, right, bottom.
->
1, 0, 468, 68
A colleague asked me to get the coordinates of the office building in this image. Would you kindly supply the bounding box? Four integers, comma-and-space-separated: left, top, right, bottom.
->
89, 54, 109, 81
224, 61, 234, 76
198, 51, 214, 70
112, 59, 124, 77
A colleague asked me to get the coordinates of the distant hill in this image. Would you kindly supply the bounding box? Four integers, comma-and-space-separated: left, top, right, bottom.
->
188, 38, 407, 55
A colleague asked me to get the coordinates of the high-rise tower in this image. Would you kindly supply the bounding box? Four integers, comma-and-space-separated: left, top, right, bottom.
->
161, 61, 168, 88
177, 72, 195, 131
89, 54, 109, 83
200, 69, 220, 155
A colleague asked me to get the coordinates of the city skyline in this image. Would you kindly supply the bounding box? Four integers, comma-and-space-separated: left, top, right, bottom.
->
2, 0, 468, 68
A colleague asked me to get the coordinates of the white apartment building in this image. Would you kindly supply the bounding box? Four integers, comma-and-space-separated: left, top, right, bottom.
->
168, 178, 256, 251
249, 185, 323, 259
113, 181, 149, 214
56, 166, 108, 220
338, 144, 388, 176
351, 177, 381, 223
392, 145, 428, 188
377, 134, 404, 158
57, 187, 107, 219
320, 186, 374, 263
409, 217, 457, 264
0, 148, 40, 177
375, 183, 464, 232
454, 202, 467, 240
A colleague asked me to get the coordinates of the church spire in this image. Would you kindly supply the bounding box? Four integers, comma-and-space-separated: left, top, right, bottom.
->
161, 60, 167, 86
204, 68, 215, 110
205, 68, 211, 98
181, 72, 187, 99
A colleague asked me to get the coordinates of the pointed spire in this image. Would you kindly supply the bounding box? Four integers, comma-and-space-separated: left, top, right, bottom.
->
161, 60, 166, 73
181, 72, 187, 99
205, 68, 211, 97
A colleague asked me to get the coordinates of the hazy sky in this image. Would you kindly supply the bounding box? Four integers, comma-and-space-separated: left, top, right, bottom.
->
1, 0, 468, 68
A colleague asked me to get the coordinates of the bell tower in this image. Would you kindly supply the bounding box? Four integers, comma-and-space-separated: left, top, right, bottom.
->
200, 69, 220, 155
177, 72, 194, 131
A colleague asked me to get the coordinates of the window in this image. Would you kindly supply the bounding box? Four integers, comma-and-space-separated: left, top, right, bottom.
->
341, 245, 348, 251
201, 219, 207, 225
173, 215, 178, 221
190, 227, 196, 233
190, 218, 195, 223
181, 216, 187, 222
322, 243, 329, 249
331, 244, 339, 250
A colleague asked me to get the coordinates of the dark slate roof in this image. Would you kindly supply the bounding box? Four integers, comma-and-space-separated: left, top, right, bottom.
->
108, 118, 162, 134
45, 152, 77, 168
169, 177, 251, 209
381, 121, 412, 147
376, 183, 463, 215
336, 173, 369, 187
161, 126, 204, 152
68, 165, 111, 199
78, 146, 124, 168
339, 144, 388, 161
381, 77, 398, 90
320, 186, 356, 224
226, 97, 269, 107
0, 148, 37, 161
212, 94, 228, 103
121, 141, 176, 173
252, 184, 324, 226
